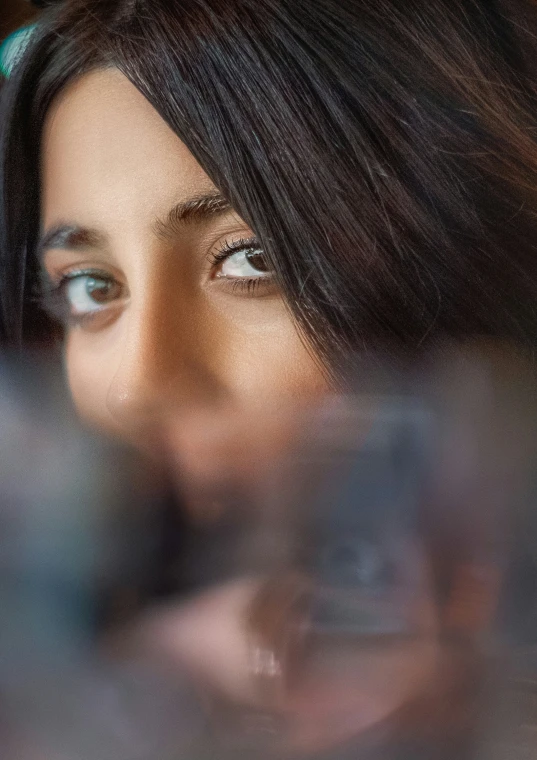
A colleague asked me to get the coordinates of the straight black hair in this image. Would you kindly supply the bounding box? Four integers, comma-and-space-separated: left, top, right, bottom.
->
3, 0, 537, 375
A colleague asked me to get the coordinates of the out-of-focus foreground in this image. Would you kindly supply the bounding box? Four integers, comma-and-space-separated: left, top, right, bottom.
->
0, 346, 535, 759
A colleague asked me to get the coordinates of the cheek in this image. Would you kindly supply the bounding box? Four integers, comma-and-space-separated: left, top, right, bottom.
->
212, 302, 329, 403
226, 332, 327, 401
63, 300, 329, 437
64, 333, 120, 435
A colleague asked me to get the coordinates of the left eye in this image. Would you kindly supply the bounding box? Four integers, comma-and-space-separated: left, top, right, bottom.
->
217, 247, 272, 279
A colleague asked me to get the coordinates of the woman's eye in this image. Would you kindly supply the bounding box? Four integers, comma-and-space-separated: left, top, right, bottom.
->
216, 246, 272, 279
62, 273, 123, 316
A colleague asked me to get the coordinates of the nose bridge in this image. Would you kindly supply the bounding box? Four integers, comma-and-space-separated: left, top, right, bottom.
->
106, 290, 221, 427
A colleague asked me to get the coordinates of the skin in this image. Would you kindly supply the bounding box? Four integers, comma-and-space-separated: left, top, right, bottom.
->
41, 69, 444, 753
40, 69, 328, 435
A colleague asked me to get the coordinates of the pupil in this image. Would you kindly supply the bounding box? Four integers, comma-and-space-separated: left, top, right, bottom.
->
86, 277, 114, 303
246, 249, 269, 273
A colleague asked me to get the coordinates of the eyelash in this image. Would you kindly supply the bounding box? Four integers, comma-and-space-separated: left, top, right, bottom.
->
40, 236, 273, 327
209, 236, 272, 296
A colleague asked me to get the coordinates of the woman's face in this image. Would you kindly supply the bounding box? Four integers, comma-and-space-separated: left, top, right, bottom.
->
40, 68, 443, 753
41, 69, 328, 444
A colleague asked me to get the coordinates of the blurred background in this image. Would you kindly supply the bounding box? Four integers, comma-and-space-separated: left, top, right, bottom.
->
0, 0, 37, 80
0, 0, 36, 41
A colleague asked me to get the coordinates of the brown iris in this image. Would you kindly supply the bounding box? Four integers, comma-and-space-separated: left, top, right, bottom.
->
245, 249, 270, 273
85, 276, 121, 304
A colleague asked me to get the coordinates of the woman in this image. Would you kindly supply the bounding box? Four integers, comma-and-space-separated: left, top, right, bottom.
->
1, 0, 537, 756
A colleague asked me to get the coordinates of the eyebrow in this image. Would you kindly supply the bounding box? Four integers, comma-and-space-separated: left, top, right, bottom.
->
154, 191, 231, 238
39, 191, 232, 255
38, 226, 105, 256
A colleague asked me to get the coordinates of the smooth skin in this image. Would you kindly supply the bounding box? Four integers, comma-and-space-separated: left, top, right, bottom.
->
41, 69, 328, 434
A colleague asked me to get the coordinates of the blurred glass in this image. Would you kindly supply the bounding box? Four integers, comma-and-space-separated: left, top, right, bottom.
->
0, 346, 535, 758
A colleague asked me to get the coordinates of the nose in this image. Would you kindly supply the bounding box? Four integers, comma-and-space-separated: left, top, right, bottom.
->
106, 298, 224, 433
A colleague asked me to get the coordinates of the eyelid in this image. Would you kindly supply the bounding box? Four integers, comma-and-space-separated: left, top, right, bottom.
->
207, 235, 262, 266
41, 255, 126, 286
204, 234, 279, 299
51, 266, 120, 286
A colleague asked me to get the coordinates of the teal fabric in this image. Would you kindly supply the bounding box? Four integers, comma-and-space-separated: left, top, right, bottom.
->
0, 25, 36, 78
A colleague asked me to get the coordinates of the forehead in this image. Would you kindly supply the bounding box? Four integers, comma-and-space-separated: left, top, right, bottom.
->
41, 68, 216, 230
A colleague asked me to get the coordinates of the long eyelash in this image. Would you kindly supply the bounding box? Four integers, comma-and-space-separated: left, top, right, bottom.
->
228, 278, 265, 295
208, 235, 262, 266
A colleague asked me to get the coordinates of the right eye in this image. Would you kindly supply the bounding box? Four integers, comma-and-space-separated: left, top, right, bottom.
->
64, 272, 123, 314
54, 270, 125, 322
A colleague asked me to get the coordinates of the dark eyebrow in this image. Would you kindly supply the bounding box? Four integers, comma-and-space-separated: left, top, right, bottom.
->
153, 191, 232, 238
39, 225, 106, 258
39, 191, 233, 257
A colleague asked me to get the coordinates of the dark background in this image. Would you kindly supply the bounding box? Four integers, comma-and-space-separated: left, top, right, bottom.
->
1, 0, 37, 43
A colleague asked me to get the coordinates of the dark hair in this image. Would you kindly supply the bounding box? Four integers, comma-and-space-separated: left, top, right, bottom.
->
2, 0, 537, 374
